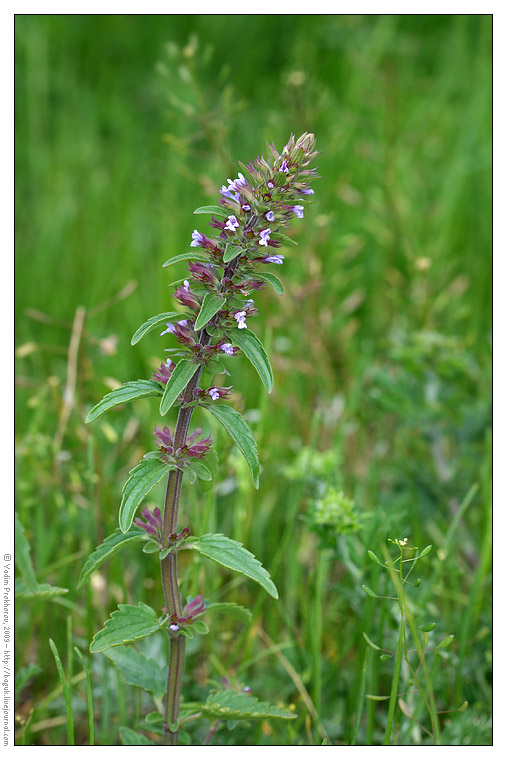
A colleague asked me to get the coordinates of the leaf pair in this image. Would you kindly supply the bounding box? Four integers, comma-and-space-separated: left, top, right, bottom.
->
83, 529, 278, 603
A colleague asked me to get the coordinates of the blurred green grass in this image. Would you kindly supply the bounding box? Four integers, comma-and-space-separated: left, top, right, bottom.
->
15, 14, 491, 746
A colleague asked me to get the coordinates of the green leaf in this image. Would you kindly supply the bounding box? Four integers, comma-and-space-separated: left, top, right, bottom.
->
186, 533, 278, 599
228, 328, 273, 393
144, 712, 164, 725
119, 727, 155, 746
223, 243, 243, 263
104, 646, 168, 699
185, 459, 212, 481
78, 528, 146, 588
142, 542, 160, 554
130, 312, 182, 345
160, 359, 198, 415
436, 634, 455, 649
194, 293, 226, 331
201, 602, 252, 623
162, 251, 208, 268
365, 694, 390, 702
184, 467, 197, 484
362, 585, 377, 598
119, 459, 170, 533
205, 404, 259, 488
418, 545, 433, 558
90, 603, 165, 653
367, 550, 383, 566
419, 622, 436, 633
362, 632, 382, 651
272, 232, 298, 247
15, 581, 69, 601
85, 380, 163, 423
202, 691, 295, 721
193, 205, 228, 217
191, 620, 209, 635
15, 512, 38, 592
205, 357, 227, 375
255, 271, 284, 295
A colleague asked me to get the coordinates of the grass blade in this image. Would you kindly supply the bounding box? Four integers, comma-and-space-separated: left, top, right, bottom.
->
49, 639, 74, 745
74, 647, 95, 745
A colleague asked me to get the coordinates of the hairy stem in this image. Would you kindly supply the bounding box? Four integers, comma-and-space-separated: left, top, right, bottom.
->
159, 258, 242, 744
160, 368, 203, 744
164, 636, 187, 745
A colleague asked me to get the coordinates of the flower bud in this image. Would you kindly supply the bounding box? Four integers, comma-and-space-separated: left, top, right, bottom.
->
273, 170, 287, 187
296, 132, 316, 154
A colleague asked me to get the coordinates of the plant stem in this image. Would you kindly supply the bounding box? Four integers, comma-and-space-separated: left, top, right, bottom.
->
159, 256, 243, 744
160, 368, 204, 744
383, 551, 406, 746
383, 620, 404, 745
159, 218, 299, 740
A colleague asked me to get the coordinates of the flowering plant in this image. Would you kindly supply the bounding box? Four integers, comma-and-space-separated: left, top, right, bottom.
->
82, 133, 318, 745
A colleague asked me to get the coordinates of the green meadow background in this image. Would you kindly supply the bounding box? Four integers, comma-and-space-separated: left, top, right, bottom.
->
15, 14, 492, 745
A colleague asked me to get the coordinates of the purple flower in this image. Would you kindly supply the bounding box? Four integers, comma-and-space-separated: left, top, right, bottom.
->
265, 210, 275, 222
184, 429, 214, 459
151, 358, 175, 385
153, 425, 175, 451
189, 230, 219, 251
259, 228, 271, 247
267, 181, 274, 189
263, 254, 285, 265
174, 284, 201, 310
221, 343, 234, 355
168, 526, 190, 543
169, 623, 180, 632
220, 185, 241, 203
190, 229, 204, 248
160, 319, 190, 338
187, 261, 219, 286
234, 311, 247, 329
291, 205, 304, 219
225, 215, 240, 232
160, 319, 196, 346
300, 187, 315, 195
206, 386, 232, 401
227, 172, 248, 193
241, 203, 251, 211
182, 594, 205, 619
153, 425, 213, 461
280, 160, 289, 174
135, 506, 163, 541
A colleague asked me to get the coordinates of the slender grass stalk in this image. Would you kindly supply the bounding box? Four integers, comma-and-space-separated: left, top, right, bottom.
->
383, 617, 404, 745
350, 646, 370, 745
310, 550, 324, 716
74, 647, 95, 745
66, 615, 73, 684
381, 544, 441, 745
49, 638, 74, 745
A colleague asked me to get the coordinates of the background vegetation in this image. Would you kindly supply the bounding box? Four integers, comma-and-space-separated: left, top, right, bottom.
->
15, 14, 492, 745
